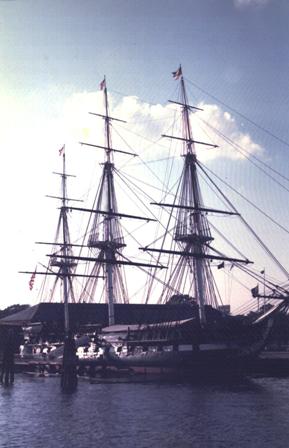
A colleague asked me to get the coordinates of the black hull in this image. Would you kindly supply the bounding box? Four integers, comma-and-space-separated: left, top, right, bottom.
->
103, 315, 275, 372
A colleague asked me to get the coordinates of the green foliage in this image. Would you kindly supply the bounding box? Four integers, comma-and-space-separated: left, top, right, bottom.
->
0, 304, 29, 320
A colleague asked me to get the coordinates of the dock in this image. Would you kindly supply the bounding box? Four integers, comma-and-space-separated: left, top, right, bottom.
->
3, 351, 289, 380
246, 351, 289, 376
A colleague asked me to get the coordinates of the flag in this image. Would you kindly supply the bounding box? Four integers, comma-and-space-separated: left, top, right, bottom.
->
29, 270, 36, 291
217, 261, 225, 270
251, 285, 259, 298
59, 144, 65, 156
100, 78, 106, 90
172, 66, 182, 80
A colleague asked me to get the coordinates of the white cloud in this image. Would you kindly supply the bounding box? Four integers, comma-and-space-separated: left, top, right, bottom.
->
193, 102, 262, 160
61, 91, 262, 163
234, 0, 269, 8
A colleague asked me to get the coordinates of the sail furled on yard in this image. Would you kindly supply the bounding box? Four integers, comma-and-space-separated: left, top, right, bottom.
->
39, 151, 77, 304
146, 68, 224, 322
79, 78, 128, 320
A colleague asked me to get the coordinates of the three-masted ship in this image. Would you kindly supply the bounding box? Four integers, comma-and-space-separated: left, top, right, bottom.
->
84, 67, 289, 373
21, 66, 289, 375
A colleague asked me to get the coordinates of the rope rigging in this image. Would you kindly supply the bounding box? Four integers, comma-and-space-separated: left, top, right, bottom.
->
185, 76, 289, 152
197, 161, 289, 279
31, 71, 289, 322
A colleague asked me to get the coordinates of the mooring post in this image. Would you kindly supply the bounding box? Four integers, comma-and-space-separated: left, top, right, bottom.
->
0, 329, 15, 386
61, 332, 78, 392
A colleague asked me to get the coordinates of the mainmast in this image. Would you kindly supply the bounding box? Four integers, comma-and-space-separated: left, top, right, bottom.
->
101, 78, 125, 325
78, 77, 164, 325
80, 78, 128, 325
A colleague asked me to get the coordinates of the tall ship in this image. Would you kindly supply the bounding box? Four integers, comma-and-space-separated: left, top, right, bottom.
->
16, 66, 289, 374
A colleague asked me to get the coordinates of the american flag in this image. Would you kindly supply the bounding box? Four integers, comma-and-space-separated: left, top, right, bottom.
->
172, 66, 182, 80
59, 144, 65, 156
100, 78, 106, 90
29, 270, 36, 291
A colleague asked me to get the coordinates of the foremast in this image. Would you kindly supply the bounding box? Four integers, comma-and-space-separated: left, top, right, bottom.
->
145, 67, 248, 324
178, 80, 207, 323
170, 68, 215, 323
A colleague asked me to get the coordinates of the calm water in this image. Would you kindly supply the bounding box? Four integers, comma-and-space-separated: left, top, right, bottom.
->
1, 374, 289, 448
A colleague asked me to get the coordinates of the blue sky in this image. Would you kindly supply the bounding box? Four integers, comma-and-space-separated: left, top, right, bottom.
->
2, 0, 289, 130
1, 0, 289, 310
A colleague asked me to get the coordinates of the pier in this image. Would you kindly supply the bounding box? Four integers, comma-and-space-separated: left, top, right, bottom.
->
3, 350, 289, 381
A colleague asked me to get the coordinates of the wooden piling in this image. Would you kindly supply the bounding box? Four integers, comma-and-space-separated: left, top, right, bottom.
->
1, 329, 15, 386
61, 334, 78, 392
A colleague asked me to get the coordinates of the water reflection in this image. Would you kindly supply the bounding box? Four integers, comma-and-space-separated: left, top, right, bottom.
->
0, 375, 288, 448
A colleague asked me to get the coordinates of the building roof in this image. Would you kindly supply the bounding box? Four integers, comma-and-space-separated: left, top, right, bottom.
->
101, 318, 195, 333
0, 302, 195, 327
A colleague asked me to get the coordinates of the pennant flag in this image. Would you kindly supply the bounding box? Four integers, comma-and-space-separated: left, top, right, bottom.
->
100, 78, 106, 90
59, 144, 65, 156
172, 66, 182, 80
251, 285, 259, 298
217, 261, 225, 270
29, 269, 37, 291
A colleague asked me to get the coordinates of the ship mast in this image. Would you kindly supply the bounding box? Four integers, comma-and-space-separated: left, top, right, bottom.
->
60, 152, 73, 334
80, 78, 128, 325
77, 77, 164, 325
178, 74, 207, 322
102, 78, 124, 325
21, 147, 78, 333
142, 66, 251, 324
166, 67, 214, 323
48, 149, 77, 334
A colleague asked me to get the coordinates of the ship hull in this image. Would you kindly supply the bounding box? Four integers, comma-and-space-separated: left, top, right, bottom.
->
101, 316, 274, 373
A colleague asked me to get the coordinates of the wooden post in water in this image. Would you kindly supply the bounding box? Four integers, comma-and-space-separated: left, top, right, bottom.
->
60, 264, 78, 392
61, 331, 78, 392
0, 329, 15, 386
